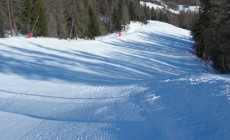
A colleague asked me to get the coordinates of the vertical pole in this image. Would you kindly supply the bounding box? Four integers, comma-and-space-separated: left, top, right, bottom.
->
31, 16, 40, 32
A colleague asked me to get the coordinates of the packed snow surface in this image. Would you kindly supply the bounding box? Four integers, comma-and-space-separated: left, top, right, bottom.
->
0, 21, 230, 140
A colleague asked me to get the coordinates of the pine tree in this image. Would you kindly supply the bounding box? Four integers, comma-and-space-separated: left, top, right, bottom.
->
191, 0, 211, 58
86, 6, 100, 39
192, 11, 210, 58
0, 12, 4, 37
143, 4, 150, 21
22, 0, 33, 33
192, 0, 230, 73
21, 0, 47, 36
150, 8, 156, 20
158, 11, 169, 23
129, 1, 135, 20
113, 7, 122, 32
32, 0, 48, 36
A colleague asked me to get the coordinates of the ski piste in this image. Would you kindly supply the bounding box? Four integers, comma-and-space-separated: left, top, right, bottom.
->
0, 21, 230, 140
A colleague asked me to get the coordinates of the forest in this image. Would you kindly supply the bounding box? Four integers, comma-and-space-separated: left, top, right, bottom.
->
0, 0, 153, 39
192, 0, 230, 73
0, 0, 199, 39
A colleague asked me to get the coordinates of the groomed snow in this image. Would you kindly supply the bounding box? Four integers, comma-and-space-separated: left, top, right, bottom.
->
0, 21, 230, 140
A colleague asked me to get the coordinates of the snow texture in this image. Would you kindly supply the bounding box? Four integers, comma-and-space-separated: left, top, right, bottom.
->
0, 21, 230, 140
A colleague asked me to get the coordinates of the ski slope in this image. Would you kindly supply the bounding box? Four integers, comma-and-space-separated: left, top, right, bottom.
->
0, 21, 230, 140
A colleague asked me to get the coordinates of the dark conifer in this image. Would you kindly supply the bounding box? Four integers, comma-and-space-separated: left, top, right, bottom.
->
192, 0, 230, 73
0, 12, 3, 37
150, 8, 156, 20
86, 6, 100, 39
21, 0, 47, 36
129, 1, 135, 20
113, 7, 122, 32
143, 4, 150, 20
32, 0, 48, 36
22, 0, 33, 33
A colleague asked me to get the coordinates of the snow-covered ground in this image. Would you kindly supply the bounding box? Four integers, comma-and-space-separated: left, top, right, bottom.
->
0, 21, 230, 140
140, 1, 199, 14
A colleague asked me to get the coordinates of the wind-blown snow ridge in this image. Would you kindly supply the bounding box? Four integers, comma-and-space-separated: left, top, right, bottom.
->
0, 21, 230, 140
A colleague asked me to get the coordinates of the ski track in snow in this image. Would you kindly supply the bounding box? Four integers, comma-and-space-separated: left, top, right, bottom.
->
0, 21, 230, 140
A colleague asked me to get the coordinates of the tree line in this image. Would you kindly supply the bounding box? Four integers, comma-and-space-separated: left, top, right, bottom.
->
0, 0, 200, 39
0, 0, 159, 39
192, 0, 230, 73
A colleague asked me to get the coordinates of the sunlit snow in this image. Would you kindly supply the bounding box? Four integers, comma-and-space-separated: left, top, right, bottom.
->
0, 21, 230, 140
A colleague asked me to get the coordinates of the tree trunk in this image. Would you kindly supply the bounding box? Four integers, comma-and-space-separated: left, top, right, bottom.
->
6, 0, 13, 36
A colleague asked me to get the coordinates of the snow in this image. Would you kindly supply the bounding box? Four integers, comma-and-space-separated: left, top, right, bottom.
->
140, 1, 199, 14
140, 1, 165, 10
179, 5, 200, 12
0, 20, 230, 140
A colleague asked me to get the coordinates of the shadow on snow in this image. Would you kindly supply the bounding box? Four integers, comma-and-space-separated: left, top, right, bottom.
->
0, 32, 202, 85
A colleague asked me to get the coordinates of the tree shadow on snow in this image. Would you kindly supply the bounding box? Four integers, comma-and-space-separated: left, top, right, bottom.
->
101, 32, 206, 76
0, 32, 205, 85
0, 42, 150, 85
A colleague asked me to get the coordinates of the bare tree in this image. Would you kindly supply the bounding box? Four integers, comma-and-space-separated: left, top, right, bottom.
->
6, 0, 13, 36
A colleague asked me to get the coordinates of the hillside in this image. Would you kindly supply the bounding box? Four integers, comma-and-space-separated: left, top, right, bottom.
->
140, 0, 199, 14
140, 0, 199, 30
0, 21, 230, 140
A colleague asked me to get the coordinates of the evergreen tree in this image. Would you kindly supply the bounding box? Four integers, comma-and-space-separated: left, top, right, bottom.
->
143, 4, 150, 21
143, 5, 151, 24
191, 10, 210, 58
129, 1, 135, 20
0, 12, 4, 37
86, 6, 100, 39
158, 11, 169, 23
150, 8, 156, 20
32, 0, 48, 36
191, 0, 211, 58
118, 0, 123, 18
21, 0, 47, 36
192, 0, 230, 73
22, 0, 33, 33
113, 7, 122, 32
